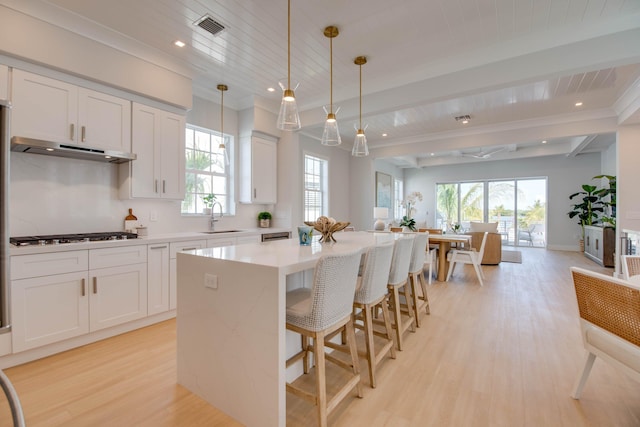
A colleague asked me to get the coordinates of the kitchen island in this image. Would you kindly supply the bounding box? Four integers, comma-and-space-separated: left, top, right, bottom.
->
176, 232, 394, 427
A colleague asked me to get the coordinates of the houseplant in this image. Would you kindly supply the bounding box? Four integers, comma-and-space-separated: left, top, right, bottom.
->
567, 184, 605, 250
399, 215, 417, 232
202, 193, 217, 215
258, 211, 272, 228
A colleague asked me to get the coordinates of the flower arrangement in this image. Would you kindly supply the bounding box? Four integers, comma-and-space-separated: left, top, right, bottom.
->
450, 222, 462, 234
399, 191, 423, 231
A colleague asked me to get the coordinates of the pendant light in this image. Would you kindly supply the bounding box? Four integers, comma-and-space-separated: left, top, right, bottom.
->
217, 84, 230, 166
276, 0, 301, 131
321, 26, 341, 146
352, 56, 369, 157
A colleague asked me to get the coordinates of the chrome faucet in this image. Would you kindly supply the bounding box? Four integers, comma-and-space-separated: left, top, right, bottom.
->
210, 201, 224, 230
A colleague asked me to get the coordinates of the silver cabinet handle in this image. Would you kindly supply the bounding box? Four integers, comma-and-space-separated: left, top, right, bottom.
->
150, 245, 168, 250
70, 123, 75, 140
182, 247, 197, 251
81, 125, 86, 142
163, 180, 166, 193
254, 188, 257, 199
81, 278, 86, 296
93, 277, 98, 294
154, 179, 158, 193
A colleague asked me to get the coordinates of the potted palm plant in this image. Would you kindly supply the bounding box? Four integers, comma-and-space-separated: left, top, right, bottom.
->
568, 184, 604, 251
258, 211, 272, 228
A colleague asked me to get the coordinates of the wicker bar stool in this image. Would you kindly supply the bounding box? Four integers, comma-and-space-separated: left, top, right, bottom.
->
351, 242, 396, 388
407, 232, 431, 327
285, 249, 364, 427
387, 235, 416, 351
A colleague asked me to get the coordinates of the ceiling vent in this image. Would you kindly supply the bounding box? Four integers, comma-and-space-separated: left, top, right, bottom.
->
194, 15, 225, 36
455, 115, 471, 123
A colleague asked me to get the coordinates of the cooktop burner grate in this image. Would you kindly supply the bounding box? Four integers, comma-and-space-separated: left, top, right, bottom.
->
10, 231, 139, 246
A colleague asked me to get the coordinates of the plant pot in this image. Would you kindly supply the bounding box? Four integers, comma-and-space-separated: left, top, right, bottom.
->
203, 207, 212, 215
259, 219, 270, 228
579, 239, 585, 252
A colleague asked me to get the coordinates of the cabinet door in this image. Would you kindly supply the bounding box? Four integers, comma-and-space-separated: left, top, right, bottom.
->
251, 137, 277, 203
131, 102, 161, 198
148, 243, 170, 315
159, 112, 185, 199
11, 271, 89, 352
12, 69, 78, 143
77, 88, 131, 151
89, 263, 147, 331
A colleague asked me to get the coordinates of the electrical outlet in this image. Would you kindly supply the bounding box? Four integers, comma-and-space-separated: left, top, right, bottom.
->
204, 273, 218, 290
150, 211, 158, 221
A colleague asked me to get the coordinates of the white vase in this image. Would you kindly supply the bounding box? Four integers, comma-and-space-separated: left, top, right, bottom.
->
402, 226, 412, 232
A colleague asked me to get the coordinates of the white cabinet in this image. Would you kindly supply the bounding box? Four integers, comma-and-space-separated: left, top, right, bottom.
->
207, 237, 237, 248
0, 64, 8, 101
236, 234, 261, 245
121, 102, 185, 199
169, 240, 207, 310
148, 243, 170, 315
11, 251, 90, 352
11, 69, 131, 151
240, 136, 277, 204
584, 225, 615, 267
88, 245, 148, 331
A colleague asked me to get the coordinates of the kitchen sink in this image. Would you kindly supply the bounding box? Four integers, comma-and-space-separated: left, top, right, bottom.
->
200, 230, 245, 234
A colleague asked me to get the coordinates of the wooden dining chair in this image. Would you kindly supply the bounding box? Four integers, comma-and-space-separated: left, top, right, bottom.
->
390, 227, 403, 232
446, 231, 488, 286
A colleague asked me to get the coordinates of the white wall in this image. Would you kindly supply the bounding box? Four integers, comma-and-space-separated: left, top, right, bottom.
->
402, 153, 602, 250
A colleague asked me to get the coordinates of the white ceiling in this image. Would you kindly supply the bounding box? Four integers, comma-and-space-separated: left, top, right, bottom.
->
10, 0, 640, 166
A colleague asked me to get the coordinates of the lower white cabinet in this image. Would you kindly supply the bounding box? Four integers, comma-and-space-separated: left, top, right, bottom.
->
148, 243, 170, 315
11, 270, 89, 352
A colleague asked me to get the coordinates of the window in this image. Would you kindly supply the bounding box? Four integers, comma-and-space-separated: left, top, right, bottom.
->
393, 178, 404, 220
304, 154, 328, 221
182, 124, 233, 215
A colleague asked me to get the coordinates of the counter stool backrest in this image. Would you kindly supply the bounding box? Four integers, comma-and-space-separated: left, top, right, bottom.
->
354, 243, 394, 305
622, 255, 640, 282
388, 236, 414, 286
408, 232, 429, 274
305, 249, 363, 331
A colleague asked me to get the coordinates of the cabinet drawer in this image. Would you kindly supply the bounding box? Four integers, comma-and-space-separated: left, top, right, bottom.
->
169, 240, 207, 259
89, 245, 147, 269
11, 251, 88, 280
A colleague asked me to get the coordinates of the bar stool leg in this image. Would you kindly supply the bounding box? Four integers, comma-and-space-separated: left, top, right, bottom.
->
345, 318, 363, 398
314, 331, 328, 427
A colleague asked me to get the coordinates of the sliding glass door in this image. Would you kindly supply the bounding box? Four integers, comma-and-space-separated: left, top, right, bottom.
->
436, 178, 547, 247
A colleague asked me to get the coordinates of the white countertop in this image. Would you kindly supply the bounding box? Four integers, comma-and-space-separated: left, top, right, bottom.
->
9, 227, 292, 255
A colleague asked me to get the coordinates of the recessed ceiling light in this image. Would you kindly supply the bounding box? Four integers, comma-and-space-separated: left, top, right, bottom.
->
267, 87, 275, 92
174, 40, 186, 48
430, 153, 435, 156
382, 133, 387, 137
455, 115, 471, 124
45, 148, 54, 152
542, 140, 547, 144
575, 102, 583, 107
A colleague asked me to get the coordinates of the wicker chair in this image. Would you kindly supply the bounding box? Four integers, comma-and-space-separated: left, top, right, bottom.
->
621, 255, 640, 283
285, 249, 364, 427
407, 232, 431, 327
387, 235, 416, 351
570, 267, 640, 399
351, 243, 396, 388
446, 231, 488, 286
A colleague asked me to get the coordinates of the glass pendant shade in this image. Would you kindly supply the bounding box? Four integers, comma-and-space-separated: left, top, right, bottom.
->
219, 142, 230, 166
352, 129, 369, 157
321, 105, 341, 146
217, 84, 230, 166
277, 79, 301, 131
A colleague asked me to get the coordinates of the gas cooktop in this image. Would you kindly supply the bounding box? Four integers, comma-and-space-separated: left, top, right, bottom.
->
10, 231, 139, 246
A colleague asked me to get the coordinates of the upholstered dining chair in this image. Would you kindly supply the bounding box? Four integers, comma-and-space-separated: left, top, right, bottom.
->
446, 231, 488, 286
570, 267, 640, 399
407, 232, 430, 327
621, 255, 640, 284
285, 248, 363, 427
387, 235, 416, 351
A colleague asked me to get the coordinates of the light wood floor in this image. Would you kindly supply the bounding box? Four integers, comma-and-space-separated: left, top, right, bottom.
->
1, 248, 639, 426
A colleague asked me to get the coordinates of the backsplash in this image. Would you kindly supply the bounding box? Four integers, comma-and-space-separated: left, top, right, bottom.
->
9, 152, 272, 236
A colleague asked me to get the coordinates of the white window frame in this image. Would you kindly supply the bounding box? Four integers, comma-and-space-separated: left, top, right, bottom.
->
182, 124, 234, 216
393, 178, 404, 221
303, 153, 329, 222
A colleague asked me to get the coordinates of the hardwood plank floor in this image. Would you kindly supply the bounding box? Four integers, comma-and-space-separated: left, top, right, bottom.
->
1, 248, 639, 426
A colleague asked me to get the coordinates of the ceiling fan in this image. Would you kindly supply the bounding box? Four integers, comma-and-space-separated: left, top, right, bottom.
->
461, 146, 507, 159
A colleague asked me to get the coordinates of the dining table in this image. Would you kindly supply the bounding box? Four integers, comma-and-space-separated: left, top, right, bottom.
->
427, 234, 473, 281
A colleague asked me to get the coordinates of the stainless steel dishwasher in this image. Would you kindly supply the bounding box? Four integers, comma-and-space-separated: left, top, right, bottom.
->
261, 231, 291, 242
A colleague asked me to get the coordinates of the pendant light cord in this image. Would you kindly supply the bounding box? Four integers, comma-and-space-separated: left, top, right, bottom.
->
287, 0, 291, 90
330, 35, 333, 114
359, 62, 362, 129
220, 89, 224, 137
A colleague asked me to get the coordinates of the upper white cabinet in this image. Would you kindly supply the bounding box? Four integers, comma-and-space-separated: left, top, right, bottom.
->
0, 65, 8, 101
11, 69, 131, 151
121, 102, 185, 200
240, 136, 277, 204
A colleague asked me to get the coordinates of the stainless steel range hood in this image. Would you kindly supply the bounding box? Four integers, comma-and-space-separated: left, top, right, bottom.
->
10, 136, 136, 164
